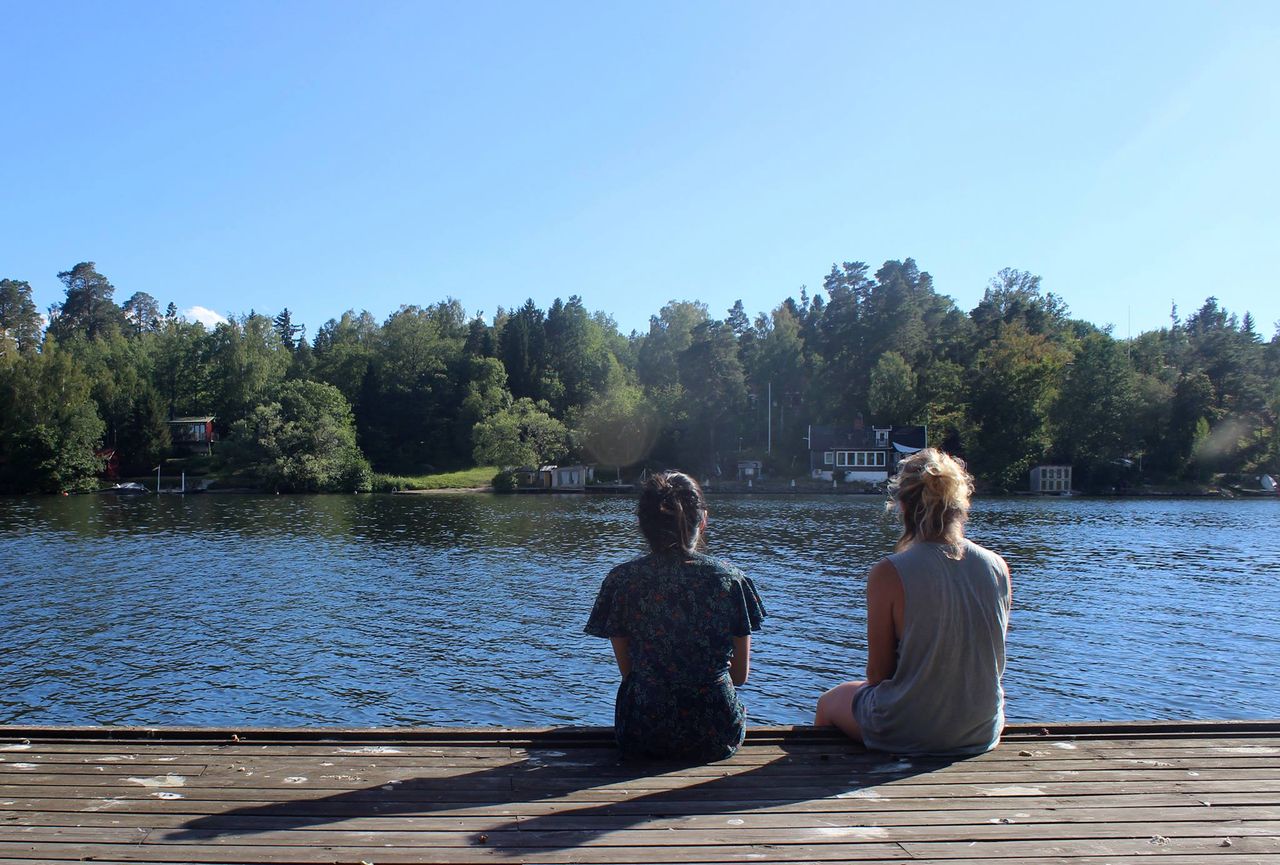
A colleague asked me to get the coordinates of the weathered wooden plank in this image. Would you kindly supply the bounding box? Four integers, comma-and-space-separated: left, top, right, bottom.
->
0, 831, 1275, 865
0, 790, 1218, 817
2, 724, 1278, 863
8, 779, 1280, 809
10, 745, 1280, 779
5, 758, 1280, 799
6, 732, 1279, 750
0, 764, 207, 777
6, 739, 1280, 778
93, 819, 1271, 848
2, 859, 1274, 865
2, 859, 1277, 865
8, 762, 1280, 793
0, 839, 901, 863
4, 804, 1279, 834
900, 835, 1280, 859
4, 719, 1277, 737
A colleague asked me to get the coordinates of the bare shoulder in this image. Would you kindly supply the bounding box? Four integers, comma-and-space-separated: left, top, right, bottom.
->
867, 557, 902, 589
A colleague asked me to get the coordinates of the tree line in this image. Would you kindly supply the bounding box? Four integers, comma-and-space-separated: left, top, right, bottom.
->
1, 259, 1277, 494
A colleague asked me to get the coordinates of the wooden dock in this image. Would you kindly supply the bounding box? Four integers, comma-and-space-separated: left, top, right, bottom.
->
2, 721, 1278, 863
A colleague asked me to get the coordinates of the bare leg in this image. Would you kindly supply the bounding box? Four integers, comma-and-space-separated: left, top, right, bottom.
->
815, 681, 867, 741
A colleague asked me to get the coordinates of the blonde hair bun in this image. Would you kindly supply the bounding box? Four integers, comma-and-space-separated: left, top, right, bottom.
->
888, 449, 974, 553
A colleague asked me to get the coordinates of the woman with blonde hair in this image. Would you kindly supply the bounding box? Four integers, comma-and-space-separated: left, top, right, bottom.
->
815, 448, 1011, 755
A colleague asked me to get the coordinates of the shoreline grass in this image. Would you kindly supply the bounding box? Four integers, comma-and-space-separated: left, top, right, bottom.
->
372, 466, 498, 493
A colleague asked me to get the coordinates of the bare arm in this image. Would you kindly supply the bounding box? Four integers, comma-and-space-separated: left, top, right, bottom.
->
730, 635, 750, 685
865, 558, 904, 685
609, 636, 631, 678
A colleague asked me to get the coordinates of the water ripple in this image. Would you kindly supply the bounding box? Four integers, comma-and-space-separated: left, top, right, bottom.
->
1, 494, 1277, 726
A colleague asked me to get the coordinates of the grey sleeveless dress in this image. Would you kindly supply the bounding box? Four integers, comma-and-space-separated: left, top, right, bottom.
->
853, 539, 1011, 755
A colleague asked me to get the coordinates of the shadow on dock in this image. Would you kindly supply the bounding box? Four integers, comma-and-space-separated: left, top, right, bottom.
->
166, 731, 950, 850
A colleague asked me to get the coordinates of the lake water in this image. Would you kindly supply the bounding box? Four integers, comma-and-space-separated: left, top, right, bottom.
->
1, 493, 1277, 728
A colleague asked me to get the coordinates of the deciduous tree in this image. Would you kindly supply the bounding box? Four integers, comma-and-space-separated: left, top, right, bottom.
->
223, 380, 371, 492
472, 397, 568, 468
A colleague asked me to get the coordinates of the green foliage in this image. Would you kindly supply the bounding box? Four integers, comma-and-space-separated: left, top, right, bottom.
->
471, 397, 568, 468
499, 299, 547, 401
868, 351, 918, 427
3, 255, 1277, 494
0, 279, 43, 356
1051, 333, 1137, 490
456, 356, 513, 456
363, 301, 468, 472
573, 383, 657, 469
223, 380, 371, 492
121, 292, 161, 335
272, 308, 303, 351
971, 268, 1070, 340
152, 317, 209, 418
117, 384, 172, 471
0, 344, 105, 492
678, 320, 747, 469
48, 262, 125, 342
637, 301, 707, 390
371, 466, 499, 492
311, 310, 378, 418
967, 323, 1068, 491
206, 313, 291, 425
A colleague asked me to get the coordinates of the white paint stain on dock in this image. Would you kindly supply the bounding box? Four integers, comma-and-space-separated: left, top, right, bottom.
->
836, 788, 882, 799
812, 826, 888, 838
981, 785, 1045, 796
336, 747, 403, 754
8, 763, 37, 771
0, 744, 31, 751
126, 774, 186, 788
1217, 746, 1278, 754
283, 776, 308, 784
1052, 742, 1077, 750
151, 792, 185, 800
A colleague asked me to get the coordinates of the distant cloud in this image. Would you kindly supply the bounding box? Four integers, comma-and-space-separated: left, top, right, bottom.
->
184, 306, 228, 328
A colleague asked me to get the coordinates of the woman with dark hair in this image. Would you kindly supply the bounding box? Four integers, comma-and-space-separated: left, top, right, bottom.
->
585, 471, 765, 761
815, 448, 1012, 755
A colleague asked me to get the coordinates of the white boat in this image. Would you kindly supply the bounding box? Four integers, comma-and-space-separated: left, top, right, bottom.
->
102, 482, 150, 494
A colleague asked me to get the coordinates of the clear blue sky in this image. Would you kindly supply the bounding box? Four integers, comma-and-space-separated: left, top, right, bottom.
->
3, 1, 1277, 338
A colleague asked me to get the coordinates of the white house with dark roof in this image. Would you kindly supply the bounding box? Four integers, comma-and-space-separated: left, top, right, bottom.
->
807, 419, 926, 483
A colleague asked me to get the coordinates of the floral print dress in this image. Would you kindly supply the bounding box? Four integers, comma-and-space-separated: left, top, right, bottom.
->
585, 551, 765, 761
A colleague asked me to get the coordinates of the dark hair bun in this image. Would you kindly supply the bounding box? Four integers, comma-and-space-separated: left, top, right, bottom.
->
638, 470, 705, 553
